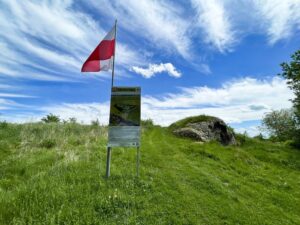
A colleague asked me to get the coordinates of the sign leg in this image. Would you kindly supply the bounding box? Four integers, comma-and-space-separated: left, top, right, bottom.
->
136, 147, 140, 177
106, 147, 112, 178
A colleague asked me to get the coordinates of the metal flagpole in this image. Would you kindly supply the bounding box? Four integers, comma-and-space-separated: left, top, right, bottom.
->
111, 19, 117, 88
106, 20, 117, 178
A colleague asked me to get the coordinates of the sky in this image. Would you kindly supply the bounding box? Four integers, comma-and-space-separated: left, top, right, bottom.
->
0, 0, 299, 136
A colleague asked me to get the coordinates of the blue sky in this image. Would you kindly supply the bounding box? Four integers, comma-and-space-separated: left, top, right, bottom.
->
0, 0, 299, 136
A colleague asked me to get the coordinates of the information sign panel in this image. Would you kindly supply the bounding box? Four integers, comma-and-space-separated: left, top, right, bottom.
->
108, 87, 141, 147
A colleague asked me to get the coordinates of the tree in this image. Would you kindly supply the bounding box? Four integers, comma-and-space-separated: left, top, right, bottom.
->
279, 49, 300, 144
41, 114, 60, 123
91, 119, 100, 127
68, 117, 77, 123
261, 109, 296, 141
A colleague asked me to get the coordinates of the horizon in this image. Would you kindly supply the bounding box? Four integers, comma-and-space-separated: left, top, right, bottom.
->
1, 0, 299, 136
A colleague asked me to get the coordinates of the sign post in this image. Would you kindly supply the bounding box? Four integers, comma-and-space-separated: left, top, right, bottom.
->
106, 86, 141, 178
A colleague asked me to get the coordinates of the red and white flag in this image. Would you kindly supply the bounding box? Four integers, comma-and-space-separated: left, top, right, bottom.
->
81, 25, 116, 72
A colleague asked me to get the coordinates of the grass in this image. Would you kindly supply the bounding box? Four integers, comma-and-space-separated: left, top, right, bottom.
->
0, 122, 300, 224
169, 115, 220, 131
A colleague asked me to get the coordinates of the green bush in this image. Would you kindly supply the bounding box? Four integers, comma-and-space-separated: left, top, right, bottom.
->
235, 132, 248, 146
91, 119, 100, 127
0, 121, 8, 129
41, 114, 60, 123
141, 119, 154, 127
261, 109, 296, 142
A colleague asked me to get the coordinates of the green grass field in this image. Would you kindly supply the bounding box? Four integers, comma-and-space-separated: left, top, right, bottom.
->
0, 122, 300, 224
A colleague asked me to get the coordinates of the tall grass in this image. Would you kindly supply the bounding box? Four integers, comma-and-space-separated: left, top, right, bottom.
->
0, 123, 300, 224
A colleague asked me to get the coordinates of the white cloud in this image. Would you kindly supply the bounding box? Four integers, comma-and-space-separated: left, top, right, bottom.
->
252, 0, 300, 44
0, 84, 12, 90
41, 103, 110, 125
190, 0, 300, 50
0, 93, 34, 98
6, 77, 293, 132
191, 0, 235, 52
0, 98, 24, 111
144, 76, 293, 125
131, 63, 181, 78
234, 125, 261, 137
0, 0, 144, 81
88, 0, 192, 59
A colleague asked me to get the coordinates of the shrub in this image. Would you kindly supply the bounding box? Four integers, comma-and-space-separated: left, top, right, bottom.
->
0, 121, 8, 129
91, 119, 100, 127
261, 109, 296, 141
41, 114, 60, 123
253, 133, 264, 141
68, 117, 77, 123
141, 119, 154, 127
235, 132, 249, 146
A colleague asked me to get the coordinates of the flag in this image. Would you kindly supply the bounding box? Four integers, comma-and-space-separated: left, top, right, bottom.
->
81, 25, 116, 72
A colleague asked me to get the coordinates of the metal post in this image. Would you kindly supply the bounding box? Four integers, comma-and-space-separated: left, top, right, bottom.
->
136, 147, 140, 177
111, 19, 117, 88
106, 147, 112, 178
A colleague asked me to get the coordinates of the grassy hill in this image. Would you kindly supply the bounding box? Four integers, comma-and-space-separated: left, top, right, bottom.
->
0, 122, 300, 224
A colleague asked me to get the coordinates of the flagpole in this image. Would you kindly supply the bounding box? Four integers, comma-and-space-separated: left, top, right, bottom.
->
111, 19, 117, 89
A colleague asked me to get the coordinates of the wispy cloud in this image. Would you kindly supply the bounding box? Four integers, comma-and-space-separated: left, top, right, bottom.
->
191, 0, 235, 52
0, 0, 143, 81
0, 98, 25, 111
190, 0, 300, 51
6, 77, 293, 128
142, 77, 293, 125
0, 93, 35, 98
253, 0, 300, 44
131, 63, 181, 78
88, 0, 192, 59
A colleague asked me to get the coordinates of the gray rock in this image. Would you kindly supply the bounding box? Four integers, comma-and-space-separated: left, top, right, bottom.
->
173, 118, 236, 145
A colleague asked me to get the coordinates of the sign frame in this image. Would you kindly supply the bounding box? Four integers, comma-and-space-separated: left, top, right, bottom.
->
106, 86, 141, 177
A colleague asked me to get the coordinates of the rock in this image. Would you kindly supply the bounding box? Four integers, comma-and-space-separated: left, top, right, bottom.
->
173, 128, 207, 141
172, 116, 236, 145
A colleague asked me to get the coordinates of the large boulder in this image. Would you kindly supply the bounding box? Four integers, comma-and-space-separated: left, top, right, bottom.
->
170, 115, 236, 145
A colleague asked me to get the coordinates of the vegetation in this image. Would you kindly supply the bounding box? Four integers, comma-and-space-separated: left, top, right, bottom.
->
261, 109, 297, 141
41, 114, 61, 123
141, 119, 154, 128
279, 49, 300, 145
1, 122, 299, 224
169, 115, 218, 131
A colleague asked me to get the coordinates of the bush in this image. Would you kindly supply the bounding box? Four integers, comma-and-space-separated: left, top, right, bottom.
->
91, 119, 100, 127
261, 109, 296, 141
41, 114, 60, 123
0, 121, 8, 129
235, 132, 249, 146
253, 133, 264, 141
68, 117, 77, 123
141, 119, 154, 127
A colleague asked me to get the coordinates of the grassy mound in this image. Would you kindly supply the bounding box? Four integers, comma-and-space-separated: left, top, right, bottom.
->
0, 123, 300, 224
169, 115, 220, 131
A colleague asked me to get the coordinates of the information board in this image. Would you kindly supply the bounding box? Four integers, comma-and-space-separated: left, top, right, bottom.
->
108, 87, 141, 147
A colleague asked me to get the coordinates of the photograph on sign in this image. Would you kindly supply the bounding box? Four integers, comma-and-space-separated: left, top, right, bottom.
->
109, 88, 140, 126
